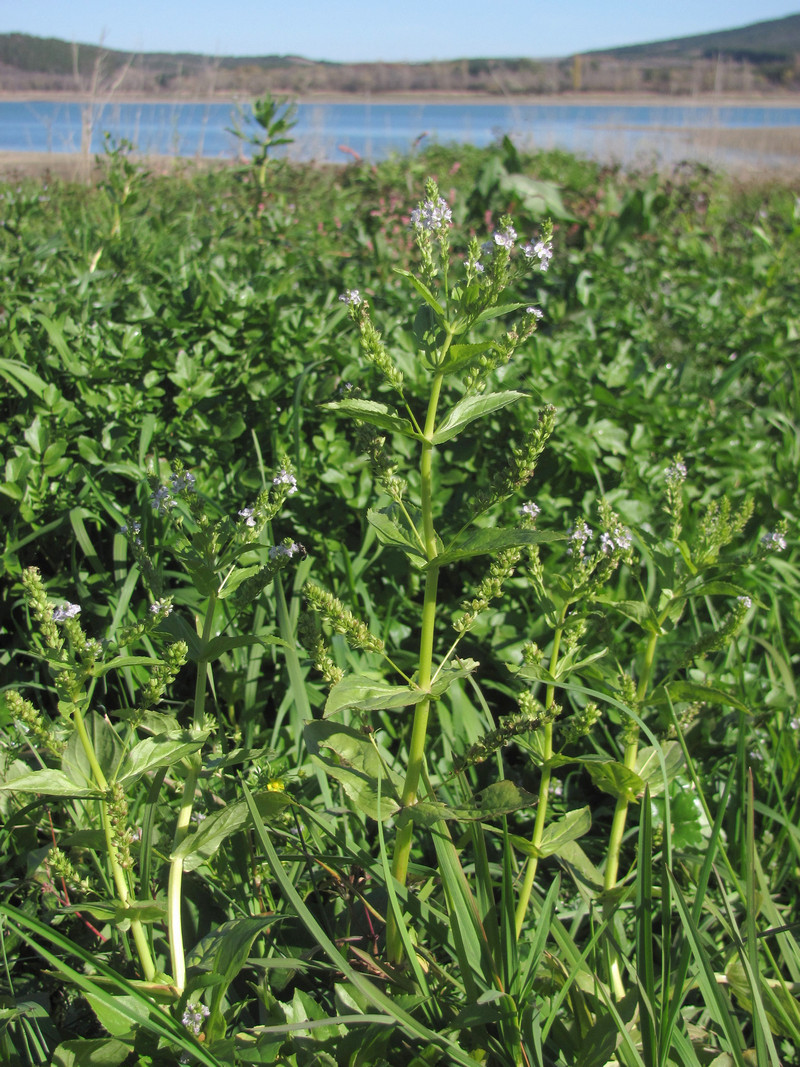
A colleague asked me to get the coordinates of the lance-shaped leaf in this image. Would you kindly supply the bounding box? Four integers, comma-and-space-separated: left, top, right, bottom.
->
583, 758, 645, 803
441, 340, 497, 374
323, 399, 420, 439
171, 791, 291, 871
635, 742, 684, 796
397, 780, 538, 829
432, 391, 527, 444
509, 807, 591, 859
197, 633, 288, 662
0, 767, 100, 798
115, 732, 210, 787
305, 720, 402, 822
324, 674, 424, 717
432, 527, 563, 568
429, 658, 480, 698
393, 268, 445, 316
598, 598, 660, 633
470, 301, 532, 327
653, 681, 750, 713
367, 508, 426, 561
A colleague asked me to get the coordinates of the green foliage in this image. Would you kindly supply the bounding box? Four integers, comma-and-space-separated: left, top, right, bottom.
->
0, 145, 797, 1066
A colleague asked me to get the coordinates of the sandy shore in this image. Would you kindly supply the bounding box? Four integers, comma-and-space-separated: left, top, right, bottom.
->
2, 89, 800, 108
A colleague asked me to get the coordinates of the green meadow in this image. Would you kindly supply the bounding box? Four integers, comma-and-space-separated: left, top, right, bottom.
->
0, 134, 798, 1066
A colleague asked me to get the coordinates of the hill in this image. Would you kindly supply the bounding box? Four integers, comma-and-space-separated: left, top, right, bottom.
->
1, 15, 799, 97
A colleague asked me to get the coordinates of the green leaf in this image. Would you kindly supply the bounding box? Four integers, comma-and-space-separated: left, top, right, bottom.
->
442, 341, 495, 374
510, 806, 592, 859
656, 681, 751, 713
0, 768, 99, 798
601, 598, 660, 632
324, 675, 424, 716
399, 780, 538, 829
52, 1038, 132, 1067
186, 916, 275, 1037
367, 508, 425, 561
172, 792, 291, 871
433, 527, 562, 568
432, 391, 527, 444
305, 720, 402, 821
470, 301, 531, 327
115, 733, 210, 787
198, 633, 288, 661
583, 757, 645, 802
635, 742, 684, 795
85, 994, 148, 1040
393, 268, 445, 316
323, 399, 419, 438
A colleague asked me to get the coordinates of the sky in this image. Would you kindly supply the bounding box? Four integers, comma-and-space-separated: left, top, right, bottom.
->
5, 1, 800, 63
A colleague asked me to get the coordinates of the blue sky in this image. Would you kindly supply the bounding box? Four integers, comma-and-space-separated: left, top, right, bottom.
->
7, 1, 800, 62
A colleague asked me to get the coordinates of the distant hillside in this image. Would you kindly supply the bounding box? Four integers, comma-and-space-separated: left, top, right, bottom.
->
1, 15, 799, 97
592, 12, 800, 61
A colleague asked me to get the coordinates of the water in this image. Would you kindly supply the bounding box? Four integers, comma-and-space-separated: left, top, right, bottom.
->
2, 99, 799, 167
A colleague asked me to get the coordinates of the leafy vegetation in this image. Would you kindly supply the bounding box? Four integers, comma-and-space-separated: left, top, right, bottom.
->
0, 138, 798, 1066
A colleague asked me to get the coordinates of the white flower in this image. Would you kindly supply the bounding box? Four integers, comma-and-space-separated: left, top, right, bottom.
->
53, 602, 81, 622
238, 507, 256, 527
150, 599, 173, 616
521, 501, 541, 519
526, 306, 543, 319
339, 289, 362, 306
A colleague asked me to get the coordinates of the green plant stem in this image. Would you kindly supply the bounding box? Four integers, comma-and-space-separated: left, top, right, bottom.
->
603, 627, 659, 998
72, 706, 156, 982
387, 366, 446, 963
168, 593, 216, 991
514, 611, 567, 938
168, 758, 200, 994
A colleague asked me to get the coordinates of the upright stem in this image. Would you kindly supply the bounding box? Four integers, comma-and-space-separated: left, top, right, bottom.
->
72, 707, 155, 981
514, 608, 568, 938
604, 627, 659, 998
387, 367, 446, 963
168, 592, 217, 991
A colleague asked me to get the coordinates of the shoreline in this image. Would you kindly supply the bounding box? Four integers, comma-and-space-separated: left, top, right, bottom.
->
2, 89, 800, 108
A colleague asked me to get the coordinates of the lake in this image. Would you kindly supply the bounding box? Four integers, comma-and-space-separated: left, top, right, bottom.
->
2, 99, 799, 168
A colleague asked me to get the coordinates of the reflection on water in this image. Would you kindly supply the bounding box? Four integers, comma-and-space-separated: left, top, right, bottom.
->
2, 100, 799, 168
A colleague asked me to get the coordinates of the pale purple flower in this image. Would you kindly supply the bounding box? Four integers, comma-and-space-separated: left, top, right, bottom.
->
521, 501, 541, 520
170, 471, 196, 494
53, 603, 81, 623
523, 239, 553, 271
493, 224, 517, 250
761, 531, 787, 552
567, 522, 593, 559
410, 196, 452, 232
666, 459, 688, 485
339, 289, 362, 306
238, 507, 256, 527
150, 486, 176, 514
526, 306, 543, 319
273, 469, 297, 494
737, 595, 752, 609
269, 542, 301, 560
150, 599, 173, 617
182, 1001, 210, 1036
